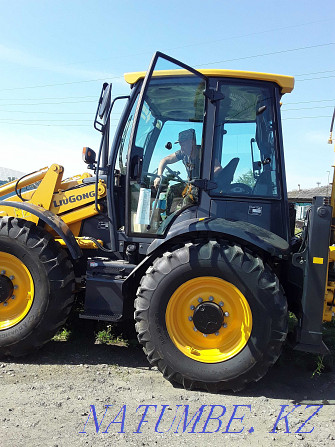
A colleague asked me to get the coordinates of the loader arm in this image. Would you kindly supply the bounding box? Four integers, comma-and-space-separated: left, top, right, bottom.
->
0, 164, 107, 254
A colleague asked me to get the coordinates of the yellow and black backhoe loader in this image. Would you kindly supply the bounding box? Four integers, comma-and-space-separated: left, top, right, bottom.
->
0, 52, 334, 392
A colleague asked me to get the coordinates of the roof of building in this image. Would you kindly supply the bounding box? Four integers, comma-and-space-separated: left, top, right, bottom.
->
288, 185, 330, 203
0, 167, 25, 182
124, 69, 295, 94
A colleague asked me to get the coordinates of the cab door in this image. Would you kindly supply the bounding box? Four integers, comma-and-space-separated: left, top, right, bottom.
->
126, 52, 208, 237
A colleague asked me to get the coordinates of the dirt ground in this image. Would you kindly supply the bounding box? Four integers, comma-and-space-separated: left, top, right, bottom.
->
0, 321, 334, 447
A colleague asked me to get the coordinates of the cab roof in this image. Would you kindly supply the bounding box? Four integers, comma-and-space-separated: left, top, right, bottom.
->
124, 69, 294, 94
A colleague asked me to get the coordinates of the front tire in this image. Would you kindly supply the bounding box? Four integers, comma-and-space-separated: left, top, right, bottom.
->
135, 240, 288, 392
0, 217, 75, 356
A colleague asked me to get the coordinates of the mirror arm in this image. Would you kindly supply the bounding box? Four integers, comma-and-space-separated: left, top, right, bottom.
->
101, 95, 131, 168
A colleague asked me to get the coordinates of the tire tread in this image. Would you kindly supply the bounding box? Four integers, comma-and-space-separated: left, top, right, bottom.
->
135, 239, 288, 392
0, 217, 75, 357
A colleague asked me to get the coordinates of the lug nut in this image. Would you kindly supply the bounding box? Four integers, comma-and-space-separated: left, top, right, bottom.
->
223, 323, 227, 328
209, 296, 214, 301
0, 270, 5, 275
188, 316, 193, 321
190, 305, 195, 310
11, 295, 15, 300
215, 332, 220, 336
3, 302, 8, 306
219, 301, 224, 307
193, 327, 197, 332
203, 333, 207, 337
9, 275, 14, 280
198, 298, 203, 303
14, 285, 18, 290
224, 312, 229, 317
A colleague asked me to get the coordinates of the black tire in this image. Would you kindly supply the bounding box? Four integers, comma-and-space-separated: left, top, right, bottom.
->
0, 217, 75, 356
135, 240, 288, 392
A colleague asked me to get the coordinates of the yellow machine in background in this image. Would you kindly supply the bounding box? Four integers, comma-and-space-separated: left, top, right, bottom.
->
0, 162, 106, 247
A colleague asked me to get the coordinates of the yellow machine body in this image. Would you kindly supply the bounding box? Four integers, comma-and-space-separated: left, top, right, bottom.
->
0, 163, 106, 246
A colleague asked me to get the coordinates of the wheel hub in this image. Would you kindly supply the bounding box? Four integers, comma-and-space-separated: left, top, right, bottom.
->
0, 252, 35, 330
193, 302, 224, 334
0, 274, 13, 304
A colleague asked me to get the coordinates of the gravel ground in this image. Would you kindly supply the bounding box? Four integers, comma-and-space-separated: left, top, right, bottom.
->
0, 324, 334, 447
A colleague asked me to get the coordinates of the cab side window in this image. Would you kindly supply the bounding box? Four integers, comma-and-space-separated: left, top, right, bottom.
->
212, 82, 279, 198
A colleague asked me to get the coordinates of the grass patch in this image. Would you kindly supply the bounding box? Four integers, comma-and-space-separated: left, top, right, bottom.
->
52, 327, 72, 342
288, 311, 298, 331
95, 324, 128, 347
312, 355, 326, 377
312, 320, 335, 376
281, 316, 335, 376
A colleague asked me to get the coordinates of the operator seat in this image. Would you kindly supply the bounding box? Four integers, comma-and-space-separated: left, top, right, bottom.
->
214, 157, 239, 193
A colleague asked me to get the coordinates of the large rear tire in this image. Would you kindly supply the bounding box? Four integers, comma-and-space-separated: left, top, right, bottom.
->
135, 240, 288, 392
0, 217, 75, 356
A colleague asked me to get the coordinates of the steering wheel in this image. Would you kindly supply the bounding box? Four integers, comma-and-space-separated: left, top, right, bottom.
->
165, 165, 185, 183
227, 183, 252, 195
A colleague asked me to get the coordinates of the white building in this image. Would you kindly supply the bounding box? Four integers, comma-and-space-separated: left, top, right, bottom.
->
0, 167, 25, 182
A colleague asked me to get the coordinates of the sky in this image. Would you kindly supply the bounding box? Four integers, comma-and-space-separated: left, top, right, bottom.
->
0, 0, 334, 190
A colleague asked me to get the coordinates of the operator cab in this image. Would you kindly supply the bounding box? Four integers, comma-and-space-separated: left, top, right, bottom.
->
89, 52, 294, 249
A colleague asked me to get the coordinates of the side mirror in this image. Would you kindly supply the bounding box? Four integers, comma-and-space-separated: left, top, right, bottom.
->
82, 147, 96, 165
94, 83, 112, 133
98, 83, 112, 119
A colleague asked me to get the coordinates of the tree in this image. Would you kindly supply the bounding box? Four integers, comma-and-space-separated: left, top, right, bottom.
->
237, 169, 256, 188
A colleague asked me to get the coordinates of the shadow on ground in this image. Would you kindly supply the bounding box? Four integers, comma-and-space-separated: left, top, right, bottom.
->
241, 351, 335, 404
2, 317, 334, 403
1, 317, 149, 369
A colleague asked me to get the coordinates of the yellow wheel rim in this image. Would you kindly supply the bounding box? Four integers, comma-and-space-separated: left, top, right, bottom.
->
0, 252, 34, 330
165, 276, 252, 363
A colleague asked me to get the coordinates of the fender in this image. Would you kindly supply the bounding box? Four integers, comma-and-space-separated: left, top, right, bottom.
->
123, 217, 290, 295
149, 217, 290, 257
0, 201, 82, 259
